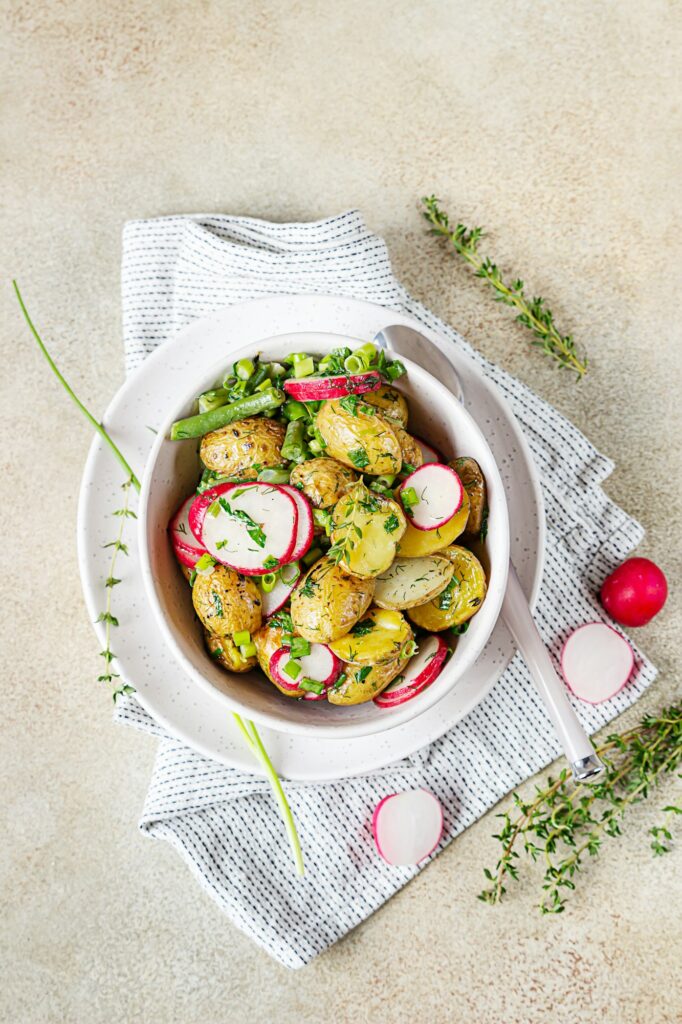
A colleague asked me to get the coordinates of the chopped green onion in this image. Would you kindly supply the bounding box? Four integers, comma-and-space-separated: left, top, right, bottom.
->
255, 378, 274, 392
344, 354, 364, 374
283, 659, 302, 680
355, 342, 377, 363
268, 362, 286, 378
374, 473, 396, 489
293, 356, 315, 378
239, 642, 257, 658
299, 678, 324, 695
198, 387, 229, 414
386, 360, 406, 380
291, 352, 309, 364
260, 572, 278, 592
257, 467, 290, 484
289, 636, 311, 659
233, 629, 251, 647
303, 546, 323, 567
309, 439, 323, 455
234, 358, 255, 380
400, 486, 419, 512
195, 553, 216, 573
207, 500, 221, 518
280, 563, 301, 586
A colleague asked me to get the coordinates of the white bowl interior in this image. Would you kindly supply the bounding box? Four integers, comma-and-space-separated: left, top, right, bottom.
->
139, 331, 509, 737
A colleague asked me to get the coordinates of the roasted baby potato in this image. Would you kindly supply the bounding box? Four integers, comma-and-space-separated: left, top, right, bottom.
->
363, 385, 409, 427
373, 555, 455, 610
381, 418, 423, 471
407, 545, 487, 631
204, 630, 257, 672
327, 649, 410, 706
397, 488, 470, 558
200, 417, 286, 480
290, 556, 375, 643
328, 607, 413, 666
316, 399, 402, 476
330, 481, 406, 578
450, 457, 487, 535
192, 565, 262, 638
289, 457, 357, 509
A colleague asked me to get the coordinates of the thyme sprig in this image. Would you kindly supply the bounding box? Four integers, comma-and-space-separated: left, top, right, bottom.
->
421, 196, 588, 380
479, 704, 682, 913
97, 475, 136, 702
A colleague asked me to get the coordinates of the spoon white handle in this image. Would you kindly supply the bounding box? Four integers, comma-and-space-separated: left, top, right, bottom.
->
502, 563, 604, 781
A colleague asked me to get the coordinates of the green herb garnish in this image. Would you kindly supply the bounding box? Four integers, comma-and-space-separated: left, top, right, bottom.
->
384, 513, 400, 533
348, 447, 370, 469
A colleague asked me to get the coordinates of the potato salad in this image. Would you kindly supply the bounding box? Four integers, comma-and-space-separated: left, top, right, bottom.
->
168, 343, 489, 709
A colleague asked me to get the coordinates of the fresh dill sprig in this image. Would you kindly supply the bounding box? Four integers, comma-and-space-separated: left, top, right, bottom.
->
421, 196, 588, 380
479, 704, 681, 913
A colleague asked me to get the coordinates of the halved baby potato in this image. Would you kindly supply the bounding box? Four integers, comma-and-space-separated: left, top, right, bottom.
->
316, 399, 402, 476
363, 384, 409, 427
330, 481, 406, 578
373, 555, 455, 610
328, 607, 413, 666
290, 556, 375, 643
192, 564, 262, 638
327, 648, 411, 705
200, 416, 286, 480
450, 457, 487, 535
397, 488, 470, 558
381, 418, 423, 471
205, 630, 256, 673
289, 457, 357, 509
407, 545, 487, 631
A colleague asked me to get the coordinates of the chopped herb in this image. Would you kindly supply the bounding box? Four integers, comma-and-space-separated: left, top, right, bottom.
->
402, 462, 416, 475
437, 578, 459, 611
350, 619, 375, 637
269, 610, 293, 632
333, 672, 347, 690
209, 646, 223, 660
480, 506, 489, 542
299, 576, 317, 598
289, 637, 311, 659
218, 497, 266, 548
385, 360, 406, 381
354, 665, 372, 684
339, 395, 360, 416
211, 591, 224, 617
299, 677, 324, 695
384, 513, 400, 533
450, 622, 470, 635
188, 569, 197, 587
262, 555, 280, 570
348, 447, 370, 469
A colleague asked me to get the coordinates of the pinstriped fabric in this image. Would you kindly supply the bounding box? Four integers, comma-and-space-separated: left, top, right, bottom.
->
114, 211, 656, 968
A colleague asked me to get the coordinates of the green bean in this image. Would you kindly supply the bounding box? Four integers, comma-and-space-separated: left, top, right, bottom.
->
170, 388, 285, 441
257, 466, 290, 484
283, 400, 307, 421
281, 420, 308, 462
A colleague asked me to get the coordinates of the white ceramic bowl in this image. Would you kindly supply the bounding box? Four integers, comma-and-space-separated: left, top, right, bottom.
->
139, 331, 510, 738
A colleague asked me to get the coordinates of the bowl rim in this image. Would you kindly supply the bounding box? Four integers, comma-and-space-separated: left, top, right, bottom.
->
138, 330, 510, 738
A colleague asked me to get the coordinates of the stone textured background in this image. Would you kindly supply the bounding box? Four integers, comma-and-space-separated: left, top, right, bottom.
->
2, 2, 681, 1021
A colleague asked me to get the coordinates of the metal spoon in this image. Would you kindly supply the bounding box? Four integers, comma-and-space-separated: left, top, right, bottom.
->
373, 324, 604, 782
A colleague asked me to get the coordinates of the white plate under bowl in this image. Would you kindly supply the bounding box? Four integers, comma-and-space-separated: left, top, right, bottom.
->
139, 334, 510, 739
77, 295, 545, 780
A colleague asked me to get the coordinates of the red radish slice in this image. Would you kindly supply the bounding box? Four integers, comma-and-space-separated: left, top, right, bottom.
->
270, 643, 342, 691
561, 622, 635, 704
412, 435, 442, 465
374, 635, 448, 708
283, 371, 382, 401
190, 482, 298, 576
260, 562, 301, 617
372, 790, 444, 865
398, 464, 464, 532
169, 496, 207, 565
278, 485, 314, 561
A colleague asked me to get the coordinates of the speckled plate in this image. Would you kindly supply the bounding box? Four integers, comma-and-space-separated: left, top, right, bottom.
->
77, 295, 545, 780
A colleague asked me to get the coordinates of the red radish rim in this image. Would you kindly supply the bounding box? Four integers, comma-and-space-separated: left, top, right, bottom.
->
270, 643, 342, 690
278, 485, 314, 561
283, 371, 382, 400
189, 481, 298, 575
560, 621, 635, 705
374, 635, 448, 708
170, 496, 206, 553
372, 789, 444, 865
412, 435, 442, 465
172, 539, 205, 568
398, 464, 464, 532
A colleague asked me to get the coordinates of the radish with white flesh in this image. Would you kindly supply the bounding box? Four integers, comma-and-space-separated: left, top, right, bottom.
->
190, 482, 298, 576
283, 371, 382, 402
412, 436, 442, 465
561, 623, 634, 704
372, 790, 444, 865
399, 464, 464, 532
169, 496, 207, 566
269, 643, 342, 692
259, 562, 301, 617
374, 635, 449, 707
278, 485, 314, 560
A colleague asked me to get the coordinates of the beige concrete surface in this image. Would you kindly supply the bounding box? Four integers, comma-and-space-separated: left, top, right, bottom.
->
2, 1, 681, 1021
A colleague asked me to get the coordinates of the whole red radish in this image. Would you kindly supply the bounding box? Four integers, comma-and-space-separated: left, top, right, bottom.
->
600, 557, 667, 627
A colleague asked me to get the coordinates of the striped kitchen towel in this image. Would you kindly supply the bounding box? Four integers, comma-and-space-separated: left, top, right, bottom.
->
114, 211, 657, 968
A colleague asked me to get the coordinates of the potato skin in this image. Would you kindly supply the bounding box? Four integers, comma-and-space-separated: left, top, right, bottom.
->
381, 418, 423, 471
290, 556, 375, 643
289, 457, 357, 509
397, 488, 470, 558
200, 417, 285, 480
204, 630, 256, 672
327, 648, 410, 705
192, 565, 262, 637
407, 544, 487, 631
450, 457, 487, 535
316, 400, 402, 476
363, 385, 409, 427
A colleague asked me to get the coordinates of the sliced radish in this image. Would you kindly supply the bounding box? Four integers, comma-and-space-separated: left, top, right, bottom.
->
169, 496, 207, 566
278, 485, 314, 561
398, 464, 464, 532
190, 482, 298, 576
374, 635, 449, 707
372, 790, 444, 866
561, 622, 635, 704
283, 371, 382, 401
259, 562, 301, 616
270, 642, 342, 691
412, 435, 442, 465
